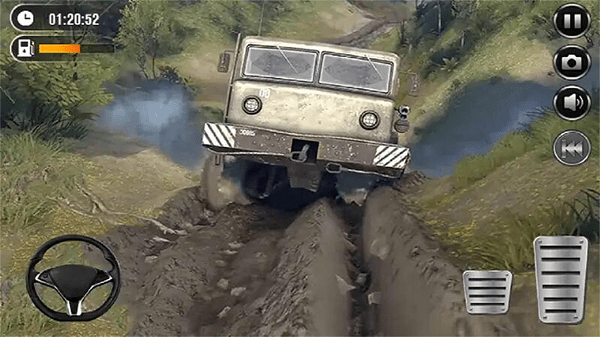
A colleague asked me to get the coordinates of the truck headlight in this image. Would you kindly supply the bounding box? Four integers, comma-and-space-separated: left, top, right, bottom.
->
359, 111, 380, 130
242, 96, 262, 114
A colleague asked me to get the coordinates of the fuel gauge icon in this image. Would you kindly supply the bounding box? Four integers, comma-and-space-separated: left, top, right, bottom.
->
17, 39, 35, 57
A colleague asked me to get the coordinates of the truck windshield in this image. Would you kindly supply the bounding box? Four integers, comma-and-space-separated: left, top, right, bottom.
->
319, 54, 392, 93
244, 46, 317, 82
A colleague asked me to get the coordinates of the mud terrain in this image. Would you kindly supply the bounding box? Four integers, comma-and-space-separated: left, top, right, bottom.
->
88, 182, 355, 335
82, 168, 595, 336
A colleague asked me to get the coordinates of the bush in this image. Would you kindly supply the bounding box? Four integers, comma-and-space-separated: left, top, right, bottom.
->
2, 101, 88, 141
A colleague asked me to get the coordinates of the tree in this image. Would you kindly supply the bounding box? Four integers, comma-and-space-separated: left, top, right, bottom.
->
115, 0, 184, 79
451, 0, 478, 48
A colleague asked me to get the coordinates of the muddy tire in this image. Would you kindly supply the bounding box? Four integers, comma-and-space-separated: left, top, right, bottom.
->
202, 153, 228, 210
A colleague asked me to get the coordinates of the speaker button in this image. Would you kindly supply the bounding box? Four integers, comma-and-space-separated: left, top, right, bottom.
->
554, 85, 591, 121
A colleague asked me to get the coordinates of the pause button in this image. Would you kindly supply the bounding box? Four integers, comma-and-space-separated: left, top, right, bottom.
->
553, 4, 591, 39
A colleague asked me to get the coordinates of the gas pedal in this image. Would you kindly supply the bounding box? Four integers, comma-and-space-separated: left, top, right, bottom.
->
534, 236, 588, 324
463, 270, 512, 314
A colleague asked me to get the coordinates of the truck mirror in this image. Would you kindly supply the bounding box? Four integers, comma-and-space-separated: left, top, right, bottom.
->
217, 52, 231, 73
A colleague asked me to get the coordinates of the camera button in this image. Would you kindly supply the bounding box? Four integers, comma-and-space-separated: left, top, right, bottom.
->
553, 45, 591, 80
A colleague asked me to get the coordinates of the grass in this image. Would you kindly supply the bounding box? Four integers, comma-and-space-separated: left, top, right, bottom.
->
437, 189, 599, 271
0, 132, 129, 336
0, 133, 84, 233
370, 28, 401, 53
417, 104, 599, 272
453, 105, 600, 189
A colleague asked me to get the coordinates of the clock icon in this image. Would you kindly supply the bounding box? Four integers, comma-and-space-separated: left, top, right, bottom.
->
17, 10, 34, 27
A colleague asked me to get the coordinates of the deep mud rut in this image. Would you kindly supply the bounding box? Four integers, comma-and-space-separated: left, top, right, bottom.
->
83, 167, 587, 336
81, 173, 431, 336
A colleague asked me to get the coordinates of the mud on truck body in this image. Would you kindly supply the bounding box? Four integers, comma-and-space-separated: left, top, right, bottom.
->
202, 35, 411, 198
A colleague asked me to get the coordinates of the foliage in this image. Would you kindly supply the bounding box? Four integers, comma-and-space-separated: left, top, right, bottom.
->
115, 0, 186, 78
438, 57, 459, 72
398, 0, 585, 79
3, 101, 88, 141
569, 189, 600, 241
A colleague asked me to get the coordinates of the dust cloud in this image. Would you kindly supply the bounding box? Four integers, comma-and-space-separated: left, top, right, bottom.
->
96, 81, 207, 169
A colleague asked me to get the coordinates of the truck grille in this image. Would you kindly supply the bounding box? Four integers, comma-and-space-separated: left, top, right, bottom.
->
463, 270, 512, 314
534, 236, 588, 324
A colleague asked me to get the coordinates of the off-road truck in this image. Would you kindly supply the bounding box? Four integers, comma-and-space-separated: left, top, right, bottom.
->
202, 35, 411, 199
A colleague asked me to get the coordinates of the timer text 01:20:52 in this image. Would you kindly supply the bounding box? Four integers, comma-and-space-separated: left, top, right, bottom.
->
48, 13, 100, 26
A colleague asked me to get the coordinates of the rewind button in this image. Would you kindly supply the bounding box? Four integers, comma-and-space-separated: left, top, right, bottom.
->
553, 130, 591, 166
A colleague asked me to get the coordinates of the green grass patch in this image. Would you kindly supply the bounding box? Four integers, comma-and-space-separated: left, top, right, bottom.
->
419, 105, 598, 271
435, 189, 599, 271
0, 133, 84, 233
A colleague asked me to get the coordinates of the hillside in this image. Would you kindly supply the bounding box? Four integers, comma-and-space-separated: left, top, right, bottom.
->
367, 1, 599, 334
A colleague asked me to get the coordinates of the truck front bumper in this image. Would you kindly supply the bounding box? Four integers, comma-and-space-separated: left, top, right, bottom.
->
202, 123, 410, 178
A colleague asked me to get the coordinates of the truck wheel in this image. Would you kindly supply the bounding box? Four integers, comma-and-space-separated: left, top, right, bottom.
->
202, 153, 229, 210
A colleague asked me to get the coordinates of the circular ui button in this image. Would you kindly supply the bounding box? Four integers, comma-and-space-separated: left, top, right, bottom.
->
553, 130, 591, 166
553, 85, 591, 121
553, 3, 591, 39
553, 45, 591, 80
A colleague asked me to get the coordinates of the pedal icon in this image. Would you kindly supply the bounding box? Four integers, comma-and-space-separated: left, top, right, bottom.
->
534, 236, 589, 324
463, 270, 512, 314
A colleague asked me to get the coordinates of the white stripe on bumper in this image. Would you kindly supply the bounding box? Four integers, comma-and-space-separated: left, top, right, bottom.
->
373, 145, 409, 168
202, 123, 236, 148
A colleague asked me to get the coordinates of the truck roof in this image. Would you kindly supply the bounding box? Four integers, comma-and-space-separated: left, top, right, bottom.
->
241, 36, 400, 66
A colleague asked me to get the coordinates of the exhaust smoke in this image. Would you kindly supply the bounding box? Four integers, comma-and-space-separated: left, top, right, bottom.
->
96, 81, 207, 169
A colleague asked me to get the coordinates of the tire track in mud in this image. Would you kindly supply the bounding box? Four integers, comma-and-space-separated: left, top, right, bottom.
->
86, 173, 432, 336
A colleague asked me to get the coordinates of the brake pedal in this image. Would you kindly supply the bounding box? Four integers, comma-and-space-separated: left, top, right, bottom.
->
463, 270, 513, 314
534, 236, 588, 324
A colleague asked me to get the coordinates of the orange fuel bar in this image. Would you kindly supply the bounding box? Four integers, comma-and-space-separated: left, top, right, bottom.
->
39, 44, 80, 54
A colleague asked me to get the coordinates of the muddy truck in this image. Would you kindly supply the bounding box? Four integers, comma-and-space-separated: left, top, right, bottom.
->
202, 35, 411, 199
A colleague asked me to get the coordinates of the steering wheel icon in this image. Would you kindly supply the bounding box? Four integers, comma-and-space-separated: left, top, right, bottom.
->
25, 234, 121, 321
